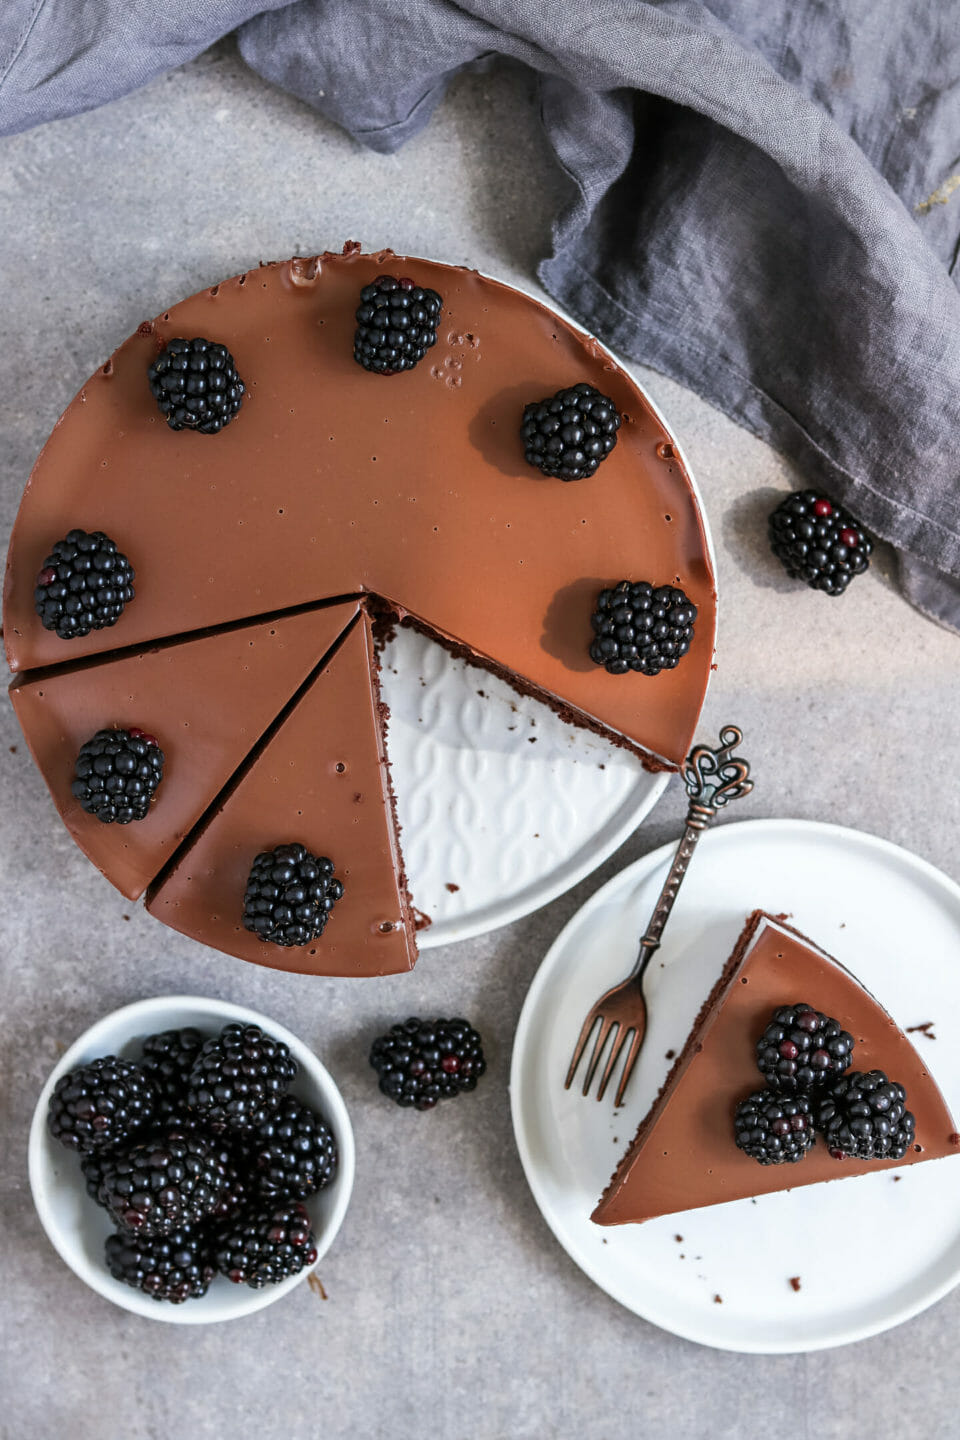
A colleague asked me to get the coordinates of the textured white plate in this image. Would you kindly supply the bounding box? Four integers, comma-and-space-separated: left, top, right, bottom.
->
29, 995, 355, 1324
510, 818, 960, 1353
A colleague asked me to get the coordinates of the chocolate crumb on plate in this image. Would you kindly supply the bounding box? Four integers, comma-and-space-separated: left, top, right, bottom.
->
788, 1276, 802, 1293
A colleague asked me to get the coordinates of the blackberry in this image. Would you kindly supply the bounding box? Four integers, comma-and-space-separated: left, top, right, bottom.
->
80, 1148, 116, 1207
768, 490, 872, 595
756, 1003, 854, 1095
47, 1057, 159, 1152
148, 337, 244, 433
521, 383, 621, 480
214, 1200, 317, 1288
589, 580, 697, 676
242, 843, 344, 948
140, 1027, 206, 1120
186, 1023, 297, 1134
816, 1070, 916, 1160
734, 1091, 816, 1165
369, 1016, 486, 1111
71, 727, 165, 825
99, 1126, 231, 1236
250, 1096, 338, 1200
353, 275, 442, 374
34, 529, 135, 640
105, 1225, 214, 1304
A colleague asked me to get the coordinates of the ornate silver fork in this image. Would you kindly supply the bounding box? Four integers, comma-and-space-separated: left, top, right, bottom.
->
564, 725, 753, 1106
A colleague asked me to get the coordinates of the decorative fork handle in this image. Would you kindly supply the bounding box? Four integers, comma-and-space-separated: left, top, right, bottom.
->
633, 726, 753, 982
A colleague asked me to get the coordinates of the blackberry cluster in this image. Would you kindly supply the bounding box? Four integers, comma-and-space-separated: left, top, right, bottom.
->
48, 1020, 338, 1304
47, 1057, 158, 1152
733, 1092, 815, 1165
250, 1096, 338, 1200
768, 490, 872, 596
354, 275, 443, 374
734, 999, 915, 1168
213, 1200, 318, 1289
521, 383, 620, 480
71, 727, 165, 825
105, 1226, 215, 1304
756, 1004, 853, 1094
147, 337, 245, 434
34, 529, 135, 640
242, 843, 344, 948
589, 581, 697, 676
816, 1070, 916, 1161
369, 1017, 486, 1111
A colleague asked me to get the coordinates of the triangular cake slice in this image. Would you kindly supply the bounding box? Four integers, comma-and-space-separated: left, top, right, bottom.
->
146, 607, 415, 978
9, 601, 359, 900
592, 911, 959, 1226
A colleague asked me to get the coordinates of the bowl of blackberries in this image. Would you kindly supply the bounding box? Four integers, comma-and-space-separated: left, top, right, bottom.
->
29, 995, 355, 1322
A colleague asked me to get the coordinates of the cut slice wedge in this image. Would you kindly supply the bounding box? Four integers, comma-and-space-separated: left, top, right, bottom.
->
593, 911, 959, 1226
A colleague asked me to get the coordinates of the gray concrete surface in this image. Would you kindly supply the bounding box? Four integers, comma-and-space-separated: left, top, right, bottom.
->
2, 40, 959, 1440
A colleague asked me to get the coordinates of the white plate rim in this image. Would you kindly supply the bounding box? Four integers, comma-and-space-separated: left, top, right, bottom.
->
28, 993, 356, 1325
509, 816, 960, 1353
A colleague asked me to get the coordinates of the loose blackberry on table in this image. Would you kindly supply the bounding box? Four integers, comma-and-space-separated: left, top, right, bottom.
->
99, 1126, 232, 1236
521, 383, 621, 480
213, 1199, 318, 1288
47, 1056, 159, 1153
186, 1022, 298, 1134
250, 1095, 338, 1199
816, 1069, 916, 1160
755, 1003, 854, 1095
734, 1090, 816, 1165
589, 580, 697, 676
71, 727, 165, 825
147, 337, 245, 433
768, 490, 872, 595
105, 1225, 215, 1304
33, 529, 135, 640
369, 1016, 486, 1111
140, 1026, 206, 1119
242, 842, 344, 948
353, 274, 442, 374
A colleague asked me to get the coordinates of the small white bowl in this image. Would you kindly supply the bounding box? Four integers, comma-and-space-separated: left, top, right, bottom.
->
29, 994, 355, 1324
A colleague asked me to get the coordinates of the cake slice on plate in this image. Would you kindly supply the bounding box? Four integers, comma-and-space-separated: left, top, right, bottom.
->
592, 911, 959, 1227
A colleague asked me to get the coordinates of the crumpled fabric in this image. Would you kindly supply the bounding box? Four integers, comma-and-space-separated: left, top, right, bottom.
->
3, 1, 959, 628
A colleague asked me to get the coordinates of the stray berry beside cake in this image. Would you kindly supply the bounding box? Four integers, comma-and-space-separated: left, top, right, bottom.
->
592, 912, 959, 1227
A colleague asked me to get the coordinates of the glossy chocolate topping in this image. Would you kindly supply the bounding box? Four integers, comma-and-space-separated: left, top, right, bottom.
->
145, 608, 415, 978
593, 912, 959, 1226
4, 248, 716, 769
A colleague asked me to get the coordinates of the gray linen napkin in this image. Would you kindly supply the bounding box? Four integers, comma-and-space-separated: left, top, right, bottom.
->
3, 0, 959, 629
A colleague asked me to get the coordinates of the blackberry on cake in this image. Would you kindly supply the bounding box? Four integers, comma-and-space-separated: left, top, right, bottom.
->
756, 1003, 854, 1095
71, 727, 165, 825
816, 1069, 916, 1160
186, 1022, 297, 1134
369, 1016, 486, 1111
47, 1056, 159, 1152
147, 337, 244, 433
213, 1199, 318, 1288
589, 581, 697, 675
34, 529, 134, 640
140, 1027, 205, 1120
250, 1095, 338, 1199
733, 1091, 815, 1165
242, 843, 344, 948
353, 275, 442, 374
768, 490, 872, 595
99, 1126, 232, 1235
521, 383, 621, 480
105, 1225, 215, 1304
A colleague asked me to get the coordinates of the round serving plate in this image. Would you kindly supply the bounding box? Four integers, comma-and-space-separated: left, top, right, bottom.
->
510, 818, 960, 1352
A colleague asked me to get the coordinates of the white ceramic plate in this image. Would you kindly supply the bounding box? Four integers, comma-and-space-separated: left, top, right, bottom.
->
510, 818, 960, 1353
29, 995, 355, 1324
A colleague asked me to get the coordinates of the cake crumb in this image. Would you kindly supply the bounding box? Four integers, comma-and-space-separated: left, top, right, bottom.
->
892, 1175, 902, 1181
445, 883, 460, 893
8, 745, 16, 753
528, 736, 537, 743
307, 1273, 328, 1300
906, 1021, 936, 1039
476, 689, 486, 698
788, 1276, 802, 1293
665, 1049, 676, 1060
601, 1238, 608, 1245
122, 914, 131, 921
713, 1294, 722, 1304
598, 763, 605, 770
674, 1234, 683, 1243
